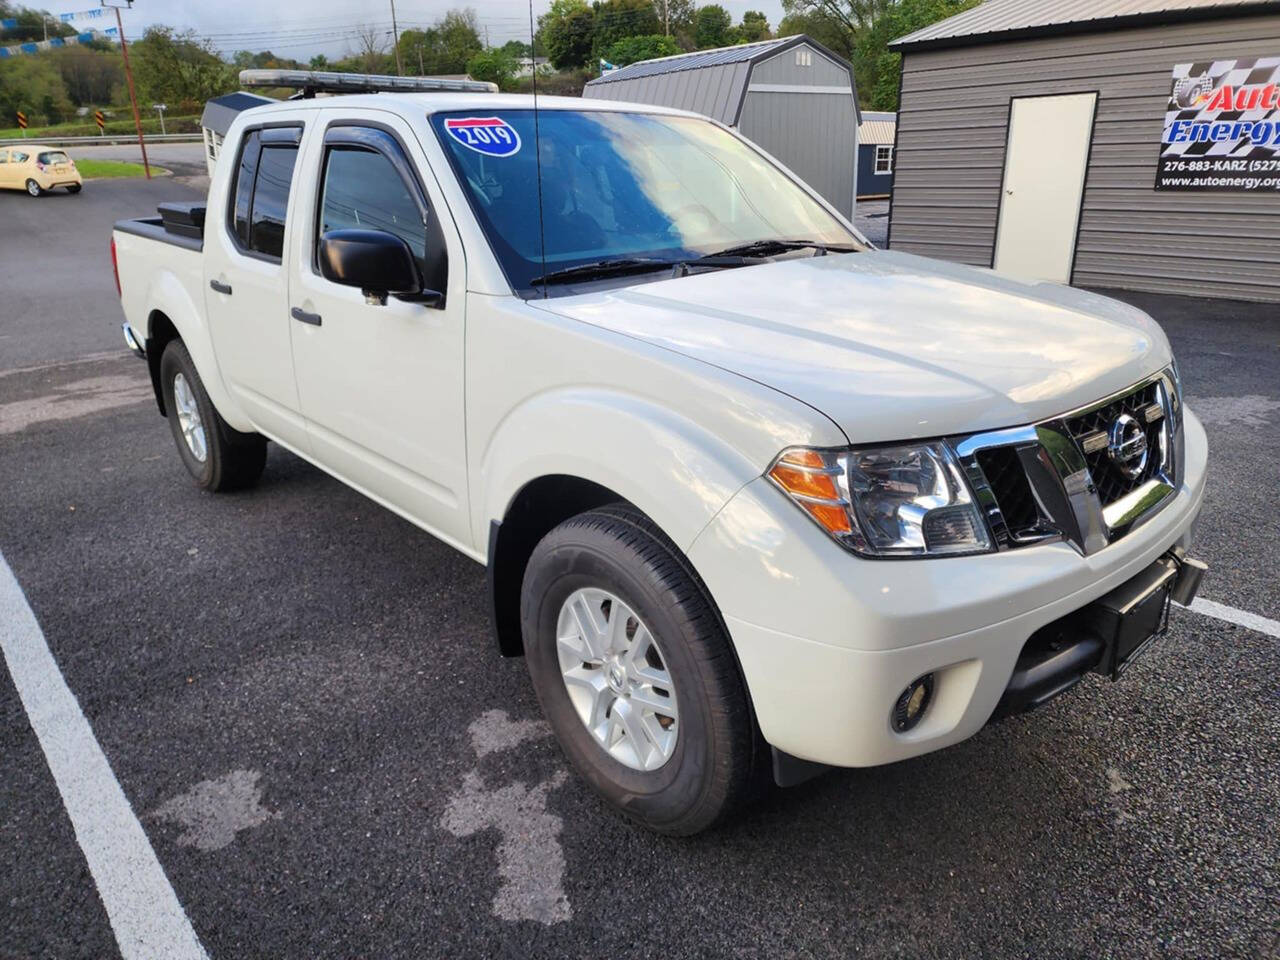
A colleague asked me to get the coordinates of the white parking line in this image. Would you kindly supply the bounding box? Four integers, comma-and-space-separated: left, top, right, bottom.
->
0, 552, 208, 960
1186, 597, 1280, 640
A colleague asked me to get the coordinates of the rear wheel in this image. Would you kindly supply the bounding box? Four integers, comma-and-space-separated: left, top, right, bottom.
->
521, 504, 754, 835
66, 184, 81, 194
159, 339, 267, 491
25, 179, 41, 197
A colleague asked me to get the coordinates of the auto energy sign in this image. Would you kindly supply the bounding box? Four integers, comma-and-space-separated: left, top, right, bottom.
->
1159, 57, 1280, 191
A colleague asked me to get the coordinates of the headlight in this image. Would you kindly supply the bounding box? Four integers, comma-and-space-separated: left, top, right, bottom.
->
767, 443, 994, 558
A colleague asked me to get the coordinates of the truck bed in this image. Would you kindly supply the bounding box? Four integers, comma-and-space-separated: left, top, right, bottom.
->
113, 201, 207, 252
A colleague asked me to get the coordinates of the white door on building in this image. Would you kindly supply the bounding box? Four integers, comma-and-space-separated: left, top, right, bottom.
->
993, 93, 1097, 284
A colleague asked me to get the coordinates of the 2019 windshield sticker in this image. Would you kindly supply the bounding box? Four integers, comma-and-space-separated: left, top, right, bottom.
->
443, 117, 521, 157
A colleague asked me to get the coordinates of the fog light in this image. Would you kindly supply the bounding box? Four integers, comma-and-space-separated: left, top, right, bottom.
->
893, 674, 934, 732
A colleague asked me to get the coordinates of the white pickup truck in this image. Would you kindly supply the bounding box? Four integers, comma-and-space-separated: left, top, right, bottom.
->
112, 90, 1208, 835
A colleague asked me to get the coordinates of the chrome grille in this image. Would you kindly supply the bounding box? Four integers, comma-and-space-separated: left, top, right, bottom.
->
954, 370, 1182, 556
1064, 381, 1165, 505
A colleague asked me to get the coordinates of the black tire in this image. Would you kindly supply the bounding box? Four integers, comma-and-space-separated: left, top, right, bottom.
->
159, 339, 267, 492
25, 179, 41, 197
521, 503, 754, 835
67, 184, 82, 194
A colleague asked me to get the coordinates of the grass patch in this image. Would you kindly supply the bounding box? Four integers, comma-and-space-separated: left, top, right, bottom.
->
75, 158, 168, 179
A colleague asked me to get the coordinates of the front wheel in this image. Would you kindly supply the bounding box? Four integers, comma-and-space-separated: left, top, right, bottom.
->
159, 339, 267, 491
25, 179, 41, 197
521, 504, 755, 835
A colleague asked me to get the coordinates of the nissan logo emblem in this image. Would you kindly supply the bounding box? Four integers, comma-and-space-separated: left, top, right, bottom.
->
1107, 413, 1149, 479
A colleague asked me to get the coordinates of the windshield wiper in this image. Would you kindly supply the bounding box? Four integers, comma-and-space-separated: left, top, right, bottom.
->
529, 258, 678, 286
702, 239, 861, 260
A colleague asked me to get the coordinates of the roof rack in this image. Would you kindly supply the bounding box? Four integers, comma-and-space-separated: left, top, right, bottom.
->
238, 69, 498, 98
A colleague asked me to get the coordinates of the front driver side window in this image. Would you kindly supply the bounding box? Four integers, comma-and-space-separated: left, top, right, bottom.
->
319, 144, 428, 280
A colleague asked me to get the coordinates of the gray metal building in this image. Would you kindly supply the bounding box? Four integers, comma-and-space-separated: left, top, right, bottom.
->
888, 0, 1280, 302
584, 36, 861, 217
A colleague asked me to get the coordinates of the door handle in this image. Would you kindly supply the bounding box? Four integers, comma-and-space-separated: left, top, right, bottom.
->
209, 279, 233, 295
291, 306, 322, 327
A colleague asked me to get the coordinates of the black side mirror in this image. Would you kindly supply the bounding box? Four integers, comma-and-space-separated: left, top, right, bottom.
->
318, 229, 443, 307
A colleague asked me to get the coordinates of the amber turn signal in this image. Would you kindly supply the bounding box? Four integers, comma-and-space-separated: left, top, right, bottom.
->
767, 450, 853, 536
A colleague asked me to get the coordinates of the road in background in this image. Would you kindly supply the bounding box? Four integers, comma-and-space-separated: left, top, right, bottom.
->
1, 178, 1278, 959
66, 141, 209, 179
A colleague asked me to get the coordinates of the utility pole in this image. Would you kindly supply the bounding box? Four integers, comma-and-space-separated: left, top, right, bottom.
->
101, 0, 150, 179
389, 0, 402, 75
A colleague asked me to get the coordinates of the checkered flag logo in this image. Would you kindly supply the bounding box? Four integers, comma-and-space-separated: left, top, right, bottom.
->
1162, 57, 1280, 159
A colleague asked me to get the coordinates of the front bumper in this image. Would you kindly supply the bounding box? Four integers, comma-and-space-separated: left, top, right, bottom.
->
687, 409, 1208, 769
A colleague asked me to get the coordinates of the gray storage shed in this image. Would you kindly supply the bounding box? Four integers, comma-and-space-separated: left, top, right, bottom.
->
584, 36, 861, 217
888, 0, 1280, 303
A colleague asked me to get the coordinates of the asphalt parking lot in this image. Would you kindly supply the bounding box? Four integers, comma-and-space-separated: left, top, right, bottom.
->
1, 165, 1278, 959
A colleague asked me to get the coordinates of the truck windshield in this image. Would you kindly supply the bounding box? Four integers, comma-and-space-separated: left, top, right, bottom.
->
429, 109, 860, 295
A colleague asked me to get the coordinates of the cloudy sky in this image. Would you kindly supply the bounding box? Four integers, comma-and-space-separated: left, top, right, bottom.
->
99, 1, 789, 59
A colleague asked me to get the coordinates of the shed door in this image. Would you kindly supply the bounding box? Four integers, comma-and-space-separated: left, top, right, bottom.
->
993, 93, 1097, 284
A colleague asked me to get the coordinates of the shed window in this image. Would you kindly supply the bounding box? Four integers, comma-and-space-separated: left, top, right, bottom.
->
875, 145, 894, 174
794, 49, 812, 66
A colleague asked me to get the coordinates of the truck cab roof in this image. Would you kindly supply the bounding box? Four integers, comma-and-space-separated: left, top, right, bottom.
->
235, 92, 700, 121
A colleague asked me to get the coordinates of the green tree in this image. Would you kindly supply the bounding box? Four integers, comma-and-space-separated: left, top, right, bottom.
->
853, 0, 978, 107
0, 53, 73, 124
437, 8, 483, 72
649, 0, 697, 49
0, 0, 75, 43
693, 5, 733, 48
538, 0, 595, 70
130, 26, 235, 108
591, 0, 660, 58
467, 48, 518, 90
777, 5, 854, 59
500, 39, 532, 59
51, 45, 124, 107
739, 10, 771, 42
398, 8, 483, 75
310, 53, 329, 70
604, 33, 680, 66
397, 28, 436, 75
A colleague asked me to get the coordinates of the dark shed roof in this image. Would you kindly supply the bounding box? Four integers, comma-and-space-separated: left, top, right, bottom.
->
200, 92, 274, 137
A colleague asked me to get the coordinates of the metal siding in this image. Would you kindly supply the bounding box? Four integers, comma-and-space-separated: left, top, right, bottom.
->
739, 89, 857, 217
888, 13, 1280, 301
751, 43, 850, 86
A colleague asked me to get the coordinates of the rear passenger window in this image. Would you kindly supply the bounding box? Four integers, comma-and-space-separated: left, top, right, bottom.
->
231, 131, 260, 247
249, 145, 298, 259
228, 127, 301, 261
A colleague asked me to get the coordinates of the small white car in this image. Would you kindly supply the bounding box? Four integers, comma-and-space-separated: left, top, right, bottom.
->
111, 91, 1208, 834
0, 145, 82, 196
